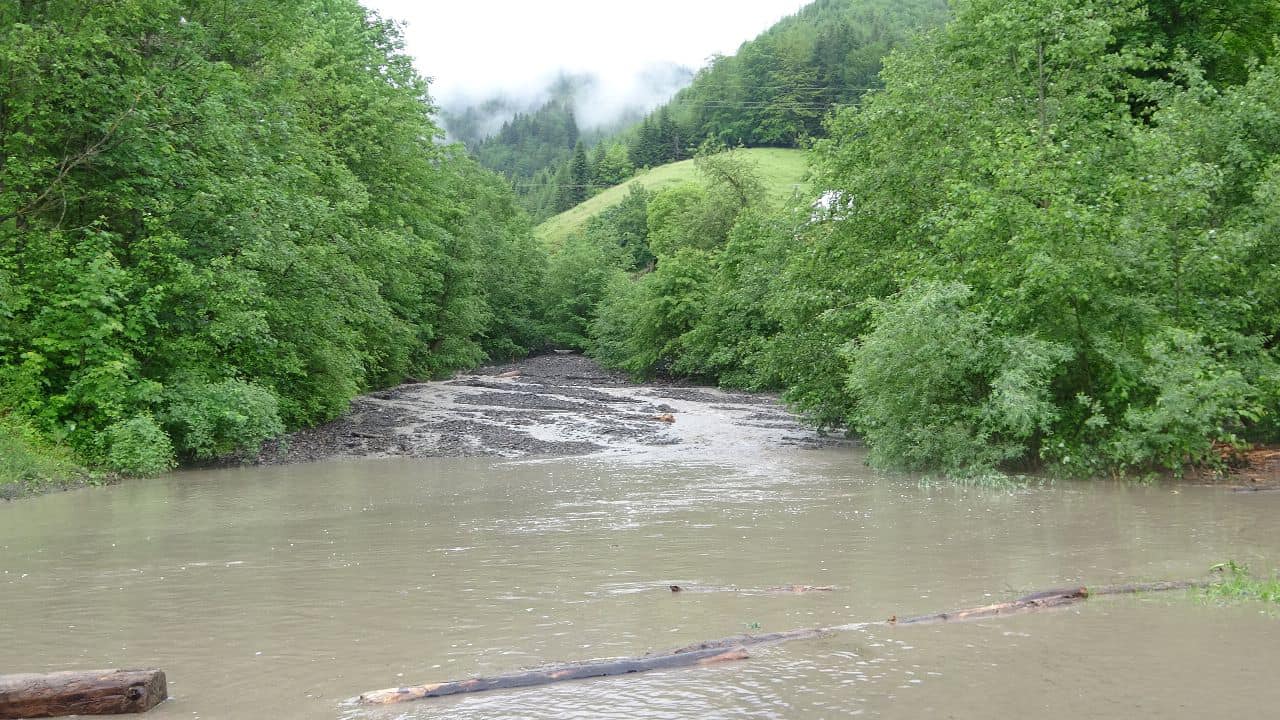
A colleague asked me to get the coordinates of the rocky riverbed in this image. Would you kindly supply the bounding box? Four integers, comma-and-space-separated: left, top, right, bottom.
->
253, 353, 852, 465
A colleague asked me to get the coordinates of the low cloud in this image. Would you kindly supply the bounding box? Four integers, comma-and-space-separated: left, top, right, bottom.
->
438, 63, 694, 145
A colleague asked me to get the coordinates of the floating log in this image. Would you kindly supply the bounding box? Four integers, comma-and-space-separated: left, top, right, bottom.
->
357, 646, 748, 705
0, 670, 167, 719
891, 587, 1088, 625
889, 580, 1212, 626
668, 584, 835, 594
1088, 579, 1210, 596
356, 578, 1210, 706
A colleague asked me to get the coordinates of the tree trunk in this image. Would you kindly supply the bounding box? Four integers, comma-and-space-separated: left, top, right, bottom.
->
355, 578, 1211, 706
0, 670, 167, 718
891, 587, 1088, 625
358, 646, 748, 705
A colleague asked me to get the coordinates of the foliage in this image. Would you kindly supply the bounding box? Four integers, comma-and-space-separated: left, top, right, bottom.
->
0, 414, 87, 498
0, 0, 550, 483
672, 210, 792, 388
542, 234, 626, 351
844, 283, 1069, 474
1106, 331, 1261, 474
1206, 562, 1280, 606
473, 100, 580, 185
589, 149, 780, 378
103, 415, 175, 477
592, 248, 714, 376
555, 0, 1280, 479
162, 380, 284, 461
651, 0, 950, 151
8, 0, 1280, 486
589, 273, 650, 375
751, 0, 1280, 476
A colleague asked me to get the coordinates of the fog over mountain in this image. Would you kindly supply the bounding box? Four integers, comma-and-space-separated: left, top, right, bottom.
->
439, 64, 695, 145
357, 0, 808, 141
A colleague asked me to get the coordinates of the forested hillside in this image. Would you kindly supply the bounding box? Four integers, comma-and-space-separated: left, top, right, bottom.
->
559, 0, 1280, 479
460, 0, 950, 222
657, 0, 949, 150
0, 0, 548, 489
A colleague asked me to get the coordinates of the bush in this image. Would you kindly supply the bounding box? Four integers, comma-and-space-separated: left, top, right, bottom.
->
590, 272, 651, 374
163, 379, 284, 460
1107, 330, 1262, 474
104, 415, 176, 477
543, 234, 627, 350
0, 415, 88, 497
845, 283, 1069, 475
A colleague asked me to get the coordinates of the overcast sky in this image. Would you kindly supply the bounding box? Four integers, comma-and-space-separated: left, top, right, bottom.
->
359, 1, 809, 105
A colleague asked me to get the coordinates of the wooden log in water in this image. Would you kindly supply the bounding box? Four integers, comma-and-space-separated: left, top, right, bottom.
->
668, 584, 835, 594
357, 578, 1208, 705
1088, 579, 1212, 596
357, 646, 748, 705
890, 587, 1088, 625
0, 670, 167, 718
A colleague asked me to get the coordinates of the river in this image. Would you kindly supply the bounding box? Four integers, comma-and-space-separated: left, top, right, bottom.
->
3, 362, 1279, 718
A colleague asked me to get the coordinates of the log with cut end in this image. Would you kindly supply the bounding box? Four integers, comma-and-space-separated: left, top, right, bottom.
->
0, 669, 167, 718
358, 646, 747, 705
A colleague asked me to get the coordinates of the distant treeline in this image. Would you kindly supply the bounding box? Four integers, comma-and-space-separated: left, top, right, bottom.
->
542, 0, 1280, 479
460, 0, 951, 221
0, 0, 548, 481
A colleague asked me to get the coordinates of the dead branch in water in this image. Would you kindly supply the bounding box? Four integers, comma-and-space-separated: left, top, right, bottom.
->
355, 578, 1210, 706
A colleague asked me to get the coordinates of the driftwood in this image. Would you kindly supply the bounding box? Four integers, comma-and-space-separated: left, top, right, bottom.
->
356, 578, 1209, 706
0, 670, 167, 719
357, 646, 748, 705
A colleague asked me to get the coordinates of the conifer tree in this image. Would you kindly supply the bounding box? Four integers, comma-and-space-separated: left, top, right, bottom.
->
569, 140, 592, 205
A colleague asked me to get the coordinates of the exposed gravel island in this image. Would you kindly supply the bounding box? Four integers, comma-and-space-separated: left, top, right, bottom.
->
253, 353, 853, 465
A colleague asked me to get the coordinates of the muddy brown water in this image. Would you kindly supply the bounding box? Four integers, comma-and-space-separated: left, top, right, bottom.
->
4, 447, 1280, 718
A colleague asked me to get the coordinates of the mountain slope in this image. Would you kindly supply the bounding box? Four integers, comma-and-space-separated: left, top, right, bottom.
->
453, 0, 949, 222
535, 148, 807, 247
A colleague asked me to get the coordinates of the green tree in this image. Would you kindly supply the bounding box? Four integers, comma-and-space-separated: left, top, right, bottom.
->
569, 140, 592, 203
0, 0, 553, 480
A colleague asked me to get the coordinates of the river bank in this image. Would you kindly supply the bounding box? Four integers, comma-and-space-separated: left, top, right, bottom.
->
264, 351, 1280, 489
6, 353, 1276, 501
0, 418, 99, 501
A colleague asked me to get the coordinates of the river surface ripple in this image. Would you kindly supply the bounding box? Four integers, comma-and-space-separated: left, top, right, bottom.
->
2, 448, 1279, 719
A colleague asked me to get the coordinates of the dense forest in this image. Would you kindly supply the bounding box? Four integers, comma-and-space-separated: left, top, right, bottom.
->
547, 0, 1280, 479
6, 0, 1280, 492
459, 0, 950, 222
0, 0, 548, 487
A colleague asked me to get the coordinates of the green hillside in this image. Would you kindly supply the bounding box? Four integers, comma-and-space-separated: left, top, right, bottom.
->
536, 148, 808, 246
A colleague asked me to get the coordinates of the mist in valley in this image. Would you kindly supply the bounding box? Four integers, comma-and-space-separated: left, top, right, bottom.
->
439, 63, 694, 147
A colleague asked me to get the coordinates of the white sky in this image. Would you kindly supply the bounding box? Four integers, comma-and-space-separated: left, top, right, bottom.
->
359, 1, 809, 104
